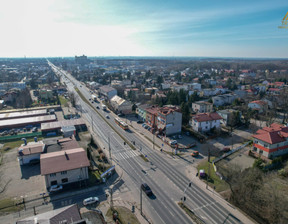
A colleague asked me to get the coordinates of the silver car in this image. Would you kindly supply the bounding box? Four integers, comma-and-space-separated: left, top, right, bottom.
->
83, 197, 99, 206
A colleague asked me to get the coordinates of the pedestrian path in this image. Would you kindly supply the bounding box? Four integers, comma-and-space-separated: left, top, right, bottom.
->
113, 149, 140, 161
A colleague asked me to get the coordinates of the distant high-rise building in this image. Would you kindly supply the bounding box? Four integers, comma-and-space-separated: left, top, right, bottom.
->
75, 54, 89, 65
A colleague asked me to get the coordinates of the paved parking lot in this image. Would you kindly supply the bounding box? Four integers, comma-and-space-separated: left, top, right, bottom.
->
0, 147, 46, 200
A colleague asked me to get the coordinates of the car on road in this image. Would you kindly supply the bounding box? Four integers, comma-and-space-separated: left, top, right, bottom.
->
83, 197, 99, 206
137, 120, 144, 124
191, 150, 199, 157
49, 185, 63, 193
106, 115, 110, 119
141, 183, 152, 196
96, 106, 100, 109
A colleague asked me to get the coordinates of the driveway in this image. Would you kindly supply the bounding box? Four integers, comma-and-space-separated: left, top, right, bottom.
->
0, 148, 46, 200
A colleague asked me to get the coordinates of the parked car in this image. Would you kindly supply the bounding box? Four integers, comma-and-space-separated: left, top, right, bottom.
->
83, 197, 99, 206
137, 120, 144, 124
145, 125, 149, 129
178, 135, 182, 139
118, 113, 124, 117
185, 131, 190, 136
49, 185, 63, 193
142, 124, 146, 127
32, 127, 38, 132
221, 147, 231, 153
141, 183, 152, 196
191, 150, 199, 157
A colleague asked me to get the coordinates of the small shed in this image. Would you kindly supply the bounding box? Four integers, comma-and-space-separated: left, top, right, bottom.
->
61, 125, 76, 137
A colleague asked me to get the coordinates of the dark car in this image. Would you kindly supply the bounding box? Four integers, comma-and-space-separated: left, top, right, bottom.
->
137, 120, 144, 124
118, 113, 124, 117
141, 183, 152, 196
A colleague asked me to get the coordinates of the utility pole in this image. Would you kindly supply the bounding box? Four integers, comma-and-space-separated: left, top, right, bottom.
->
153, 132, 155, 150
207, 148, 211, 190
140, 186, 143, 215
110, 188, 113, 209
109, 135, 112, 163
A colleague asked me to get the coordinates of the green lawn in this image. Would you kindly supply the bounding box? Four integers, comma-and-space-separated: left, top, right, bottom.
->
58, 96, 69, 106
106, 206, 140, 224
0, 198, 23, 213
197, 157, 229, 192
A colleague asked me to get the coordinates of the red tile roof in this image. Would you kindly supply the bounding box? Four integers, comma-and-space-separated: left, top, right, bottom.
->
193, 112, 222, 122
252, 123, 288, 144
249, 100, 267, 106
40, 148, 90, 175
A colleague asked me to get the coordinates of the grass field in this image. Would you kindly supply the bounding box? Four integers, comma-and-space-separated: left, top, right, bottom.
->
197, 157, 229, 192
106, 206, 140, 224
0, 198, 23, 213
58, 95, 69, 106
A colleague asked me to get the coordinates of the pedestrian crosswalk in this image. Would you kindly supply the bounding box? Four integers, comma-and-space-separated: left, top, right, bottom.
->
113, 149, 139, 161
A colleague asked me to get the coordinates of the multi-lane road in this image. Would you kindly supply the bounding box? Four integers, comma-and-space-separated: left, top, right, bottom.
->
48, 61, 250, 224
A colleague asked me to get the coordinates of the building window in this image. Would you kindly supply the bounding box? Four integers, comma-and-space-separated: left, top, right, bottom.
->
50, 173, 56, 177
259, 150, 263, 154
264, 144, 268, 148
51, 180, 57, 186
254, 140, 258, 144
61, 171, 67, 175
62, 178, 68, 183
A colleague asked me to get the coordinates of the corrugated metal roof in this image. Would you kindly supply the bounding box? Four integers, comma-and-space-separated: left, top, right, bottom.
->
0, 109, 47, 120
41, 119, 85, 131
0, 115, 56, 128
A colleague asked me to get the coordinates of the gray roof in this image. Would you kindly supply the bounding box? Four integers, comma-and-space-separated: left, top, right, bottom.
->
16, 204, 82, 224
0, 115, 56, 128
99, 85, 116, 93
41, 119, 85, 131
0, 109, 47, 120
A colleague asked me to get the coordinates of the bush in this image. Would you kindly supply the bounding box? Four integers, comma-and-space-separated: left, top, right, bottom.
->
278, 167, 288, 177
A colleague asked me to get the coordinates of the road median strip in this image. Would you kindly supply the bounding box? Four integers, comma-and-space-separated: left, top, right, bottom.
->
75, 88, 136, 151
178, 202, 205, 224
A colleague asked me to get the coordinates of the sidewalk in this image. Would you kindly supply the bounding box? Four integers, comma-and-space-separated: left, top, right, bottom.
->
98, 199, 151, 224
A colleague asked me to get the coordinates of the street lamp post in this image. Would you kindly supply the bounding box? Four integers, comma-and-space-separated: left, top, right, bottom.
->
140, 186, 143, 215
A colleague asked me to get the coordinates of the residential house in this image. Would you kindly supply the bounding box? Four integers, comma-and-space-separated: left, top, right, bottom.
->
217, 109, 241, 127
16, 204, 85, 224
192, 101, 213, 113
248, 100, 268, 113
188, 83, 201, 91
212, 94, 237, 107
110, 95, 132, 114
40, 148, 90, 188
136, 104, 150, 121
267, 88, 280, 95
201, 88, 218, 97
18, 141, 45, 165
252, 123, 288, 159
191, 112, 223, 132
156, 106, 182, 136
161, 83, 171, 90
0, 82, 26, 91
98, 85, 117, 100
145, 106, 159, 130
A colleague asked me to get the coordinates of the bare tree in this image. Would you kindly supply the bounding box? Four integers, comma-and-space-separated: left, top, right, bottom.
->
68, 92, 78, 107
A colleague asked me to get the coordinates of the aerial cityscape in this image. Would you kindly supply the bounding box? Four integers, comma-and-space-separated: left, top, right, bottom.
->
0, 1, 288, 224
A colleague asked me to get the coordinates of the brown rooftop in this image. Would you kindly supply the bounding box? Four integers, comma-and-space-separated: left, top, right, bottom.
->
40, 148, 90, 175
18, 143, 45, 156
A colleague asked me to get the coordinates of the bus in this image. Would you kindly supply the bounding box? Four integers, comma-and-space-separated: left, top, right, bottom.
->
115, 117, 129, 130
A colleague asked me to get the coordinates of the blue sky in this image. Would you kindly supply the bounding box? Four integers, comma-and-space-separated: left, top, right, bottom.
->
0, 0, 287, 58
